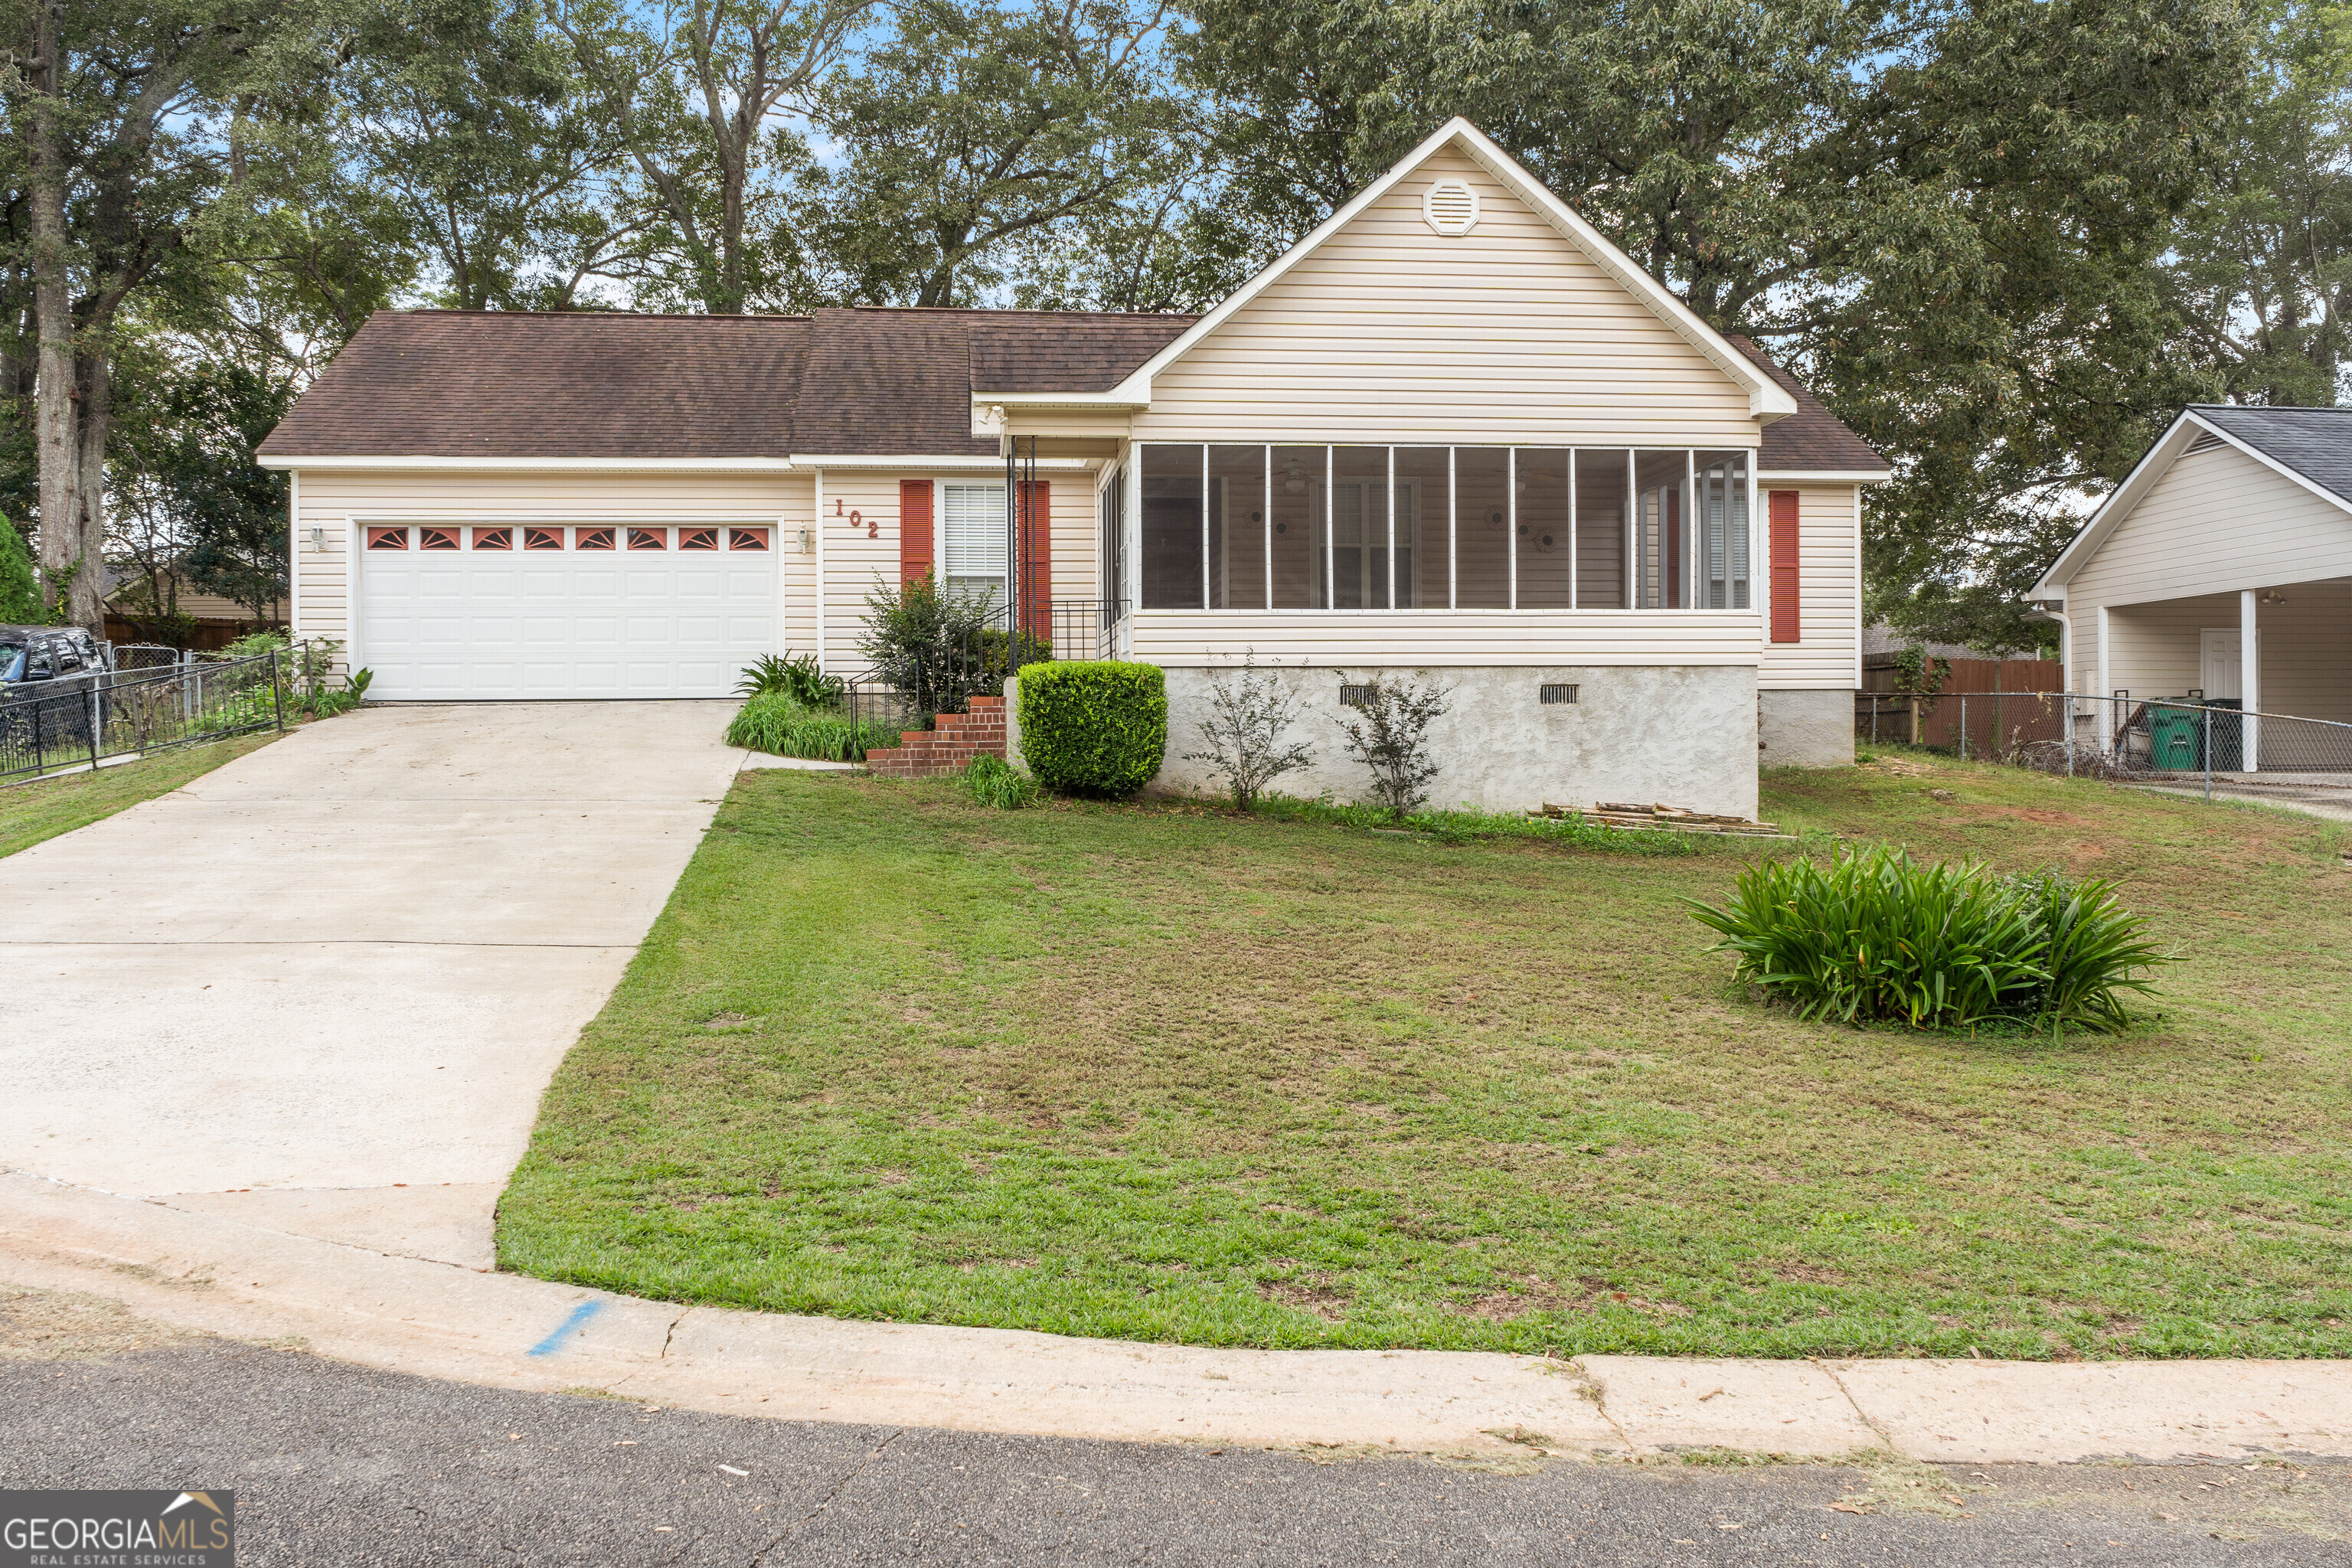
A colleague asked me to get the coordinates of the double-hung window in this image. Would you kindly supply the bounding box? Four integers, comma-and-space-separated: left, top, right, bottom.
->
940, 482, 1007, 609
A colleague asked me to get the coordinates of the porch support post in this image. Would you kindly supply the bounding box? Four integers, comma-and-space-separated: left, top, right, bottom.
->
1387, 446, 1397, 609
1566, 449, 1577, 610
1262, 444, 1272, 611
1506, 447, 1517, 611
2241, 587, 2260, 773
1446, 447, 1457, 610
1200, 444, 1210, 610
2096, 604, 2112, 753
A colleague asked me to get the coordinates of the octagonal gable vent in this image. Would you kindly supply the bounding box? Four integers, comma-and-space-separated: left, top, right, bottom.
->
1422, 178, 1480, 236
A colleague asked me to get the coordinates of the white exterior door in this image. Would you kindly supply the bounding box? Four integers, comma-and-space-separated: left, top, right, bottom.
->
2200, 628, 2242, 701
358, 524, 778, 700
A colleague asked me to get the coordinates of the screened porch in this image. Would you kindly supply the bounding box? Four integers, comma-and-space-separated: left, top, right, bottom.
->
1133, 443, 1756, 613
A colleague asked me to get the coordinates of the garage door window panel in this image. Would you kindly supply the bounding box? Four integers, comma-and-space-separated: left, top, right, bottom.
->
629, 528, 668, 550
368, 527, 409, 550
420, 528, 459, 550
729, 528, 769, 551
680, 527, 719, 550
577, 527, 616, 550
524, 528, 564, 550
472, 527, 514, 550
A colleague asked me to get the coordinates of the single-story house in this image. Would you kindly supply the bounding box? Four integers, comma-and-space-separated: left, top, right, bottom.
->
2031, 404, 2352, 769
256, 118, 1887, 817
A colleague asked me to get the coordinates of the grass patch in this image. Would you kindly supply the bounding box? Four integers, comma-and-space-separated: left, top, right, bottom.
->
500, 750, 2352, 1358
0, 733, 279, 858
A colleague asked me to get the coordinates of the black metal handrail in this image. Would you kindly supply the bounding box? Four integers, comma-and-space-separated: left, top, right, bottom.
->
838, 598, 1125, 733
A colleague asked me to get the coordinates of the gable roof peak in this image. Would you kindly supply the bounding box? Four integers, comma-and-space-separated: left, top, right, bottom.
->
1106, 117, 1799, 422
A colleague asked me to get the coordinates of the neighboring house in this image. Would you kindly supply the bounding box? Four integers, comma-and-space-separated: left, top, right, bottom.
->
103, 564, 273, 650
256, 119, 1886, 817
2031, 405, 2352, 768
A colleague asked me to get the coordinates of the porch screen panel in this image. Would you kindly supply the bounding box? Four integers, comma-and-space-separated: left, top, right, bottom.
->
1140, 444, 1205, 609
1574, 449, 1628, 608
1514, 449, 1572, 609
1268, 446, 1321, 608
1455, 447, 1511, 609
1317, 446, 1392, 609
1392, 448, 1448, 610
1632, 450, 1689, 609
1694, 451, 1750, 609
1208, 445, 1266, 609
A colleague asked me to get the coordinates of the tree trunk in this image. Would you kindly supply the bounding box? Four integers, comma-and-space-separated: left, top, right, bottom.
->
25, 2, 100, 634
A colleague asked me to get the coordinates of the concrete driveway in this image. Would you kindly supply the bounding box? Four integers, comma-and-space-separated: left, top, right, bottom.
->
0, 703, 748, 1269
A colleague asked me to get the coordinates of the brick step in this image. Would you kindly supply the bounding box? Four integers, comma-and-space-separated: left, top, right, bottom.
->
864, 701, 1008, 779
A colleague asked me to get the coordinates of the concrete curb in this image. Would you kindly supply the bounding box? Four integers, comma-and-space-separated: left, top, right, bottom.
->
10, 1173, 2350, 1467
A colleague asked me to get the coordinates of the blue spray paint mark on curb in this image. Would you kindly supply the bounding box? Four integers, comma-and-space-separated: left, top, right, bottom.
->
528, 1298, 607, 1357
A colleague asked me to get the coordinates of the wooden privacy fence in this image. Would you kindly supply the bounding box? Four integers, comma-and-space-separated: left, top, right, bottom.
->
1857, 687, 2077, 754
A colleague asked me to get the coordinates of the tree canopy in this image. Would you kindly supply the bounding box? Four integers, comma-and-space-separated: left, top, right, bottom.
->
2, 0, 2340, 647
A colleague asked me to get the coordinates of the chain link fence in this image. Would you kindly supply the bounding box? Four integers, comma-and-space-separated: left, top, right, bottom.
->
1858, 690, 2352, 799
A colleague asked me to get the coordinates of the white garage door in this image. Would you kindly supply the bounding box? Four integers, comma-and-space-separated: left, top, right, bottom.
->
358, 523, 777, 700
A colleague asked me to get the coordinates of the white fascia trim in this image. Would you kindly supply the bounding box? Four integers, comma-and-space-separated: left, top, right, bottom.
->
256, 455, 795, 472
1756, 469, 1893, 484
791, 453, 1094, 471
1106, 117, 1799, 423
971, 392, 1149, 410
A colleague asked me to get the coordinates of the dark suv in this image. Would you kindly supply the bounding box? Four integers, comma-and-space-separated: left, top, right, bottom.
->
0, 626, 115, 764
0, 626, 111, 691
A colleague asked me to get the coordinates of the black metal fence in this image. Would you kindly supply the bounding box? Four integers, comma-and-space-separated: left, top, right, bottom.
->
0, 651, 284, 782
841, 598, 1124, 733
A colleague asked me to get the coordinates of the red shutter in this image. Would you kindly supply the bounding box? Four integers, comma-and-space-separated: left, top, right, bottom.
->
1018, 479, 1050, 642
1769, 491, 1801, 644
900, 479, 933, 584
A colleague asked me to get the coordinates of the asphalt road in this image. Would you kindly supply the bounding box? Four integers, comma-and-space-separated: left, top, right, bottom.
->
3, 1292, 2346, 1566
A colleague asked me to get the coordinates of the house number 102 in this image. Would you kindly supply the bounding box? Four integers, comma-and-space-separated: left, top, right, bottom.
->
835, 498, 875, 537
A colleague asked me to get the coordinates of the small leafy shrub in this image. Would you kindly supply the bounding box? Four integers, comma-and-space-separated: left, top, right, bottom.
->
960, 753, 1040, 809
1182, 651, 1314, 808
1019, 661, 1167, 796
1685, 845, 2171, 1034
858, 573, 1037, 720
726, 694, 900, 761
736, 652, 844, 708
1338, 673, 1448, 815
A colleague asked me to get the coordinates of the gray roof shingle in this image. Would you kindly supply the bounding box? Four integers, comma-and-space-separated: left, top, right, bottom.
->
2187, 405, 2352, 504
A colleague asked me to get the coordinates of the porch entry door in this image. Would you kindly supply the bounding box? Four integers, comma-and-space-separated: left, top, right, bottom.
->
1310, 478, 1419, 608
2200, 629, 2242, 701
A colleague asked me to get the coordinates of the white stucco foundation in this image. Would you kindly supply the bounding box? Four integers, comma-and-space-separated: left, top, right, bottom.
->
1089, 664, 1761, 820
1758, 688, 1856, 769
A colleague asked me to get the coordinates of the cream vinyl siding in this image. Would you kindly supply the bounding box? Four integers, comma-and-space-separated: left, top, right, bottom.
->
291, 469, 805, 668
1132, 146, 1759, 447
2068, 441, 2352, 609
2065, 583, 2352, 722
1129, 610, 1761, 668
819, 469, 1099, 675
2256, 580, 2352, 722
1756, 483, 1862, 690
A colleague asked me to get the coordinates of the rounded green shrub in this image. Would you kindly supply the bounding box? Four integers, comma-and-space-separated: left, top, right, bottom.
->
1018, 661, 1167, 795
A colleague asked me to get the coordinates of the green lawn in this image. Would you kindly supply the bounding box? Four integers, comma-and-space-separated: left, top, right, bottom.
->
0, 733, 279, 859
498, 753, 2352, 1359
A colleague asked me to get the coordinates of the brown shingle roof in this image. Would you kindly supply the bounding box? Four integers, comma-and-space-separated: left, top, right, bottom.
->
1731, 336, 1888, 474
256, 311, 809, 459
790, 309, 996, 456
261, 311, 1883, 471
969, 312, 1197, 393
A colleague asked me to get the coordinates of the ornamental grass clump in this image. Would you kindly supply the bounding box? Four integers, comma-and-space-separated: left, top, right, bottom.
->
1685, 845, 2171, 1034
724, 694, 900, 762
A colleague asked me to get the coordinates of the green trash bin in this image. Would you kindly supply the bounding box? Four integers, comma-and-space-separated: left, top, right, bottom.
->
2146, 703, 2202, 771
